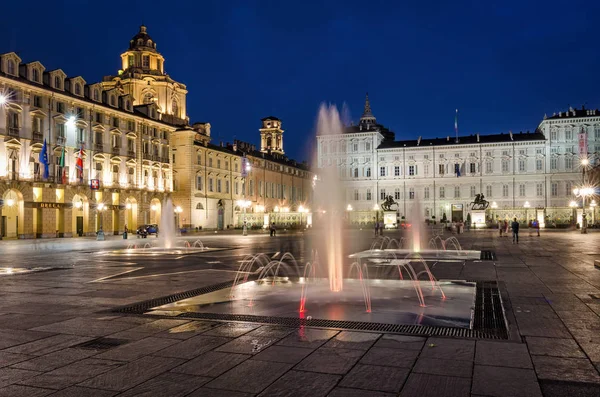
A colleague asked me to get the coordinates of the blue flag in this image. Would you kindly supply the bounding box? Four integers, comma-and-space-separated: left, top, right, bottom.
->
40, 138, 49, 179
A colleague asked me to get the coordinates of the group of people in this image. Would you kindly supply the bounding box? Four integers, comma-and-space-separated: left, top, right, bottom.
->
374, 221, 385, 236
498, 218, 540, 244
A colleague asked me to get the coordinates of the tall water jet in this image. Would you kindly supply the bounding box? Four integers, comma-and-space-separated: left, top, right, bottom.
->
409, 197, 424, 253
314, 104, 345, 292
159, 198, 176, 249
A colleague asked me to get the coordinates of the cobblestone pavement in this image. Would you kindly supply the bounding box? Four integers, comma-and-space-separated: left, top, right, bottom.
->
0, 230, 599, 396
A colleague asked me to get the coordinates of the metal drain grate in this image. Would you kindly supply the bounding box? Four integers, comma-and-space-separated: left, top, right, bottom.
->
480, 250, 497, 260
113, 280, 508, 340
74, 337, 128, 350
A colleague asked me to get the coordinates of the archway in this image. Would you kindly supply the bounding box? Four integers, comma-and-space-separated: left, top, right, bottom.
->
1, 189, 24, 238
150, 198, 161, 225
125, 197, 138, 231
71, 194, 89, 237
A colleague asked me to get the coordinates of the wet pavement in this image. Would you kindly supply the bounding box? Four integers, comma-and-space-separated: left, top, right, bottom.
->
0, 229, 598, 396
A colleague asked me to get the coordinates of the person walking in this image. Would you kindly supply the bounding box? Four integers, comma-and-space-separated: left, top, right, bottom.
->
504, 219, 509, 236
498, 220, 503, 237
535, 219, 540, 237
511, 217, 520, 244
374, 220, 379, 237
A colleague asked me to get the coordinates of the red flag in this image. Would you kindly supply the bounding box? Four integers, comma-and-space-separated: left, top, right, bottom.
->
75, 147, 84, 181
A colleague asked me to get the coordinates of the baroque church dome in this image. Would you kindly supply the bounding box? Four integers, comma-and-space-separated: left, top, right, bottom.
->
129, 25, 157, 53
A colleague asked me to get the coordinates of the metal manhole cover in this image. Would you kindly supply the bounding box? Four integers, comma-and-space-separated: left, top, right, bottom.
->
75, 338, 128, 350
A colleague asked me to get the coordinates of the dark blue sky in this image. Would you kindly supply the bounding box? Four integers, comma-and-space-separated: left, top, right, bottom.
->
2, 0, 599, 161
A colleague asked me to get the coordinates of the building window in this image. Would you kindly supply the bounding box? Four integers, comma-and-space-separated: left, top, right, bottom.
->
380, 189, 386, 200
439, 186, 445, 198
409, 188, 415, 200
128, 54, 135, 67
550, 158, 557, 170
502, 184, 509, 197
394, 188, 401, 200
551, 130, 557, 140
197, 153, 202, 165
551, 182, 558, 197
74, 83, 81, 96
7, 59, 15, 75
565, 129, 572, 141
353, 168, 358, 178
454, 186, 460, 198
208, 157, 213, 167
394, 166, 400, 176
565, 157, 573, 170
226, 180, 230, 194
77, 128, 85, 143
217, 179, 222, 193
501, 160, 509, 172
565, 181, 572, 196
470, 186, 476, 197
110, 96, 116, 106
172, 99, 179, 117
470, 163, 476, 173
486, 161, 492, 173
518, 159, 525, 172
366, 142, 371, 151
353, 143, 358, 152
486, 185, 492, 197
439, 164, 445, 175
366, 189, 372, 201
536, 183, 543, 196
536, 159, 543, 171
366, 167, 371, 177
354, 189, 359, 201
56, 102, 65, 114
208, 178, 213, 192
54, 76, 61, 89
33, 95, 42, 108
142, 55, 150, 68
409, 165, 415, 176
380, 167, 386, 177
423, 164, 429, 175
519, 184, 526, 197
93, 90, 99, 101
32, 68, 39, 82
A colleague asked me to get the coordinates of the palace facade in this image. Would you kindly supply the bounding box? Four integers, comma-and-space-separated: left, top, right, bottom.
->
317, 94, 599, 227
0, 26, 184, 238
171, 117, 314, 230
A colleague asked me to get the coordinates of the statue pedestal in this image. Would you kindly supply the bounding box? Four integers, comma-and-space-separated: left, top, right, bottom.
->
471, 210, 486, 228
383, 211, 397, 229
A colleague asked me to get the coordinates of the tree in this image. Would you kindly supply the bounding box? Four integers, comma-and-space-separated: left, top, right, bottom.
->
442, 213, 447, 223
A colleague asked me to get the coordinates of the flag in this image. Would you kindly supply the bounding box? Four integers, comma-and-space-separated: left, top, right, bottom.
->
454, 109, 458, 134
40, 139, 49, 179
455, 163, 461, 177
75, 146, 84, 182
59, 146, 65, 168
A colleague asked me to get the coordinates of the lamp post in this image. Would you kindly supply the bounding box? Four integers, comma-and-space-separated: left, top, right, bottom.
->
573, 187, 593, 234
237, 200, 251, 235
174, 206, 183, 231
591, 199, 597, 226
524, 201, 530, 225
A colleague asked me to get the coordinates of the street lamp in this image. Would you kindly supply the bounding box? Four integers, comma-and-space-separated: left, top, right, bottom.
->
0, 94, 7, 106
97, 203, 105, 232
573, 187, 593, 233
591, 199, 597, 226
347, 204, 353, 211
236, 199, 251, 235
174, 206, 183, 230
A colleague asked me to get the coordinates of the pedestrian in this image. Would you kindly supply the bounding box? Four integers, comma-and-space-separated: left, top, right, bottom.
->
374, 220, 379, 237
498, 220, 503, 237
379, 221, 384, 236
504, 220, 509, 236
535, 219, 540, 237
271, 222, 276, 237
511, 217, 519, 244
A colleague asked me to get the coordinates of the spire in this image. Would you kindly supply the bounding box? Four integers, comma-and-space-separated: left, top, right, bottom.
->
362, 92, 373, 118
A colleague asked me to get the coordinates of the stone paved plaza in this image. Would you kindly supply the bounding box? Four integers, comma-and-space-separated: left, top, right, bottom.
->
0, 230, 599, 396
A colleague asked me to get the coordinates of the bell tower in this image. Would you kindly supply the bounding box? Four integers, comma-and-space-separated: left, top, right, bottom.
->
260, 116, 284, 155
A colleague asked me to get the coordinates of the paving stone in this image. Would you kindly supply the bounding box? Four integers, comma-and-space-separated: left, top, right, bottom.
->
526, 337, 586, 358
277, 328, 339, 349
202, 323, 259, 337
475, 340, 532, 368
515, 317, 573, 338
31, 317, 138, 337
171, 351, 250, 377
374, 334, 425, 350
215, 335, 277, 355
258, 370, 340, 396
244, 325, 296, 338
360, 346, 419, 368
399, 373, 471, 397
187, 388, 253, 397
156, 321, 222, 340
472, 365, 542, 397
78, 356, 185, 391
205, 359, 293, 393
107, 319, 190, 340
18, 358, 123, 390
0, 352, 33, 368
11, 348, 94, 372
419, 337, 475, 361
324, 331, 381, 350
579, 342, 600, 362
539, 379, 600, 397
3, 334, 92, 356
339, 364, 409, 393
117, 372, 210, 397
295, 347, 364, 374
0, 367, 40, 389
413, 357, 472, 378
532, 355, 600, 383
0, 314, 75, 330
253, 345, 314, 364
0, 330, 55, 350
153, 335, 232, 360
0, 384, 53, 397
44, 386, 117, 397
328, 387, 396, 397
94, 336, 177, 361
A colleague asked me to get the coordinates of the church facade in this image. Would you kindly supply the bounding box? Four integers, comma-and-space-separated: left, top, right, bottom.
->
317, 95, 598, 227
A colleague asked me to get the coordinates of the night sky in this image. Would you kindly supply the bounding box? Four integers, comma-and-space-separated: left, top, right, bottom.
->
2, 0, 599, 162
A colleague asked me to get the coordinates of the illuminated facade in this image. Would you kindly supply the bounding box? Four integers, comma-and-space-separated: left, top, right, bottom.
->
0, 26, 180, 238
172, 117, 314, 230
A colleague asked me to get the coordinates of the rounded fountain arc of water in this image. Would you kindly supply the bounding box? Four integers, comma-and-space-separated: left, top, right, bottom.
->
230, 253, 273, 298
348, 261, 373, 312
390, 259, 426, 307
159, 198, 176, 249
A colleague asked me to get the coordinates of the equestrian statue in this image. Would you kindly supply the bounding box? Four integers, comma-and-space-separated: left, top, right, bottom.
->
470, 193, 489, 210
380, 195, 399, 211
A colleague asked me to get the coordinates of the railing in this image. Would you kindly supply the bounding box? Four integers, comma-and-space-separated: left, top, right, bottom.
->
76, 139, 85, 147
56, 136, 66, 145
94, 142, 103, 151
32, 132, 43, 143
7, 127, 19, 137
127, 149, 135, 157
112, 146, 121, 155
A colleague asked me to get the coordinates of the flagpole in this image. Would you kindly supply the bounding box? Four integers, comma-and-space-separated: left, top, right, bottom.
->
455, 109, 459, 143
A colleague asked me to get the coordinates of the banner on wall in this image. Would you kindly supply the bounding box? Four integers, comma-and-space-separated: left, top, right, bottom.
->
578, 128, 588, 156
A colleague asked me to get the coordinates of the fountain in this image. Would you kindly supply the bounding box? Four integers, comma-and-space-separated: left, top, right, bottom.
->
159, 198, 175, 249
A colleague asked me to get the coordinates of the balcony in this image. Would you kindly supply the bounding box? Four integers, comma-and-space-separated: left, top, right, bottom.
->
32, 132, 43, 143
111, 146, 121, 155
94, 142, 104, 152
127, 149, 135, 157
56, 136, 66, 146
7, 127, 19, 137
76, 139, 85, 147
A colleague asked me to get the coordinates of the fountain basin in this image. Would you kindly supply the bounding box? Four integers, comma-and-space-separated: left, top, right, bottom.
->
349, 249, 482, 261
148, 278, 476, 329
97, 247, 226, 257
